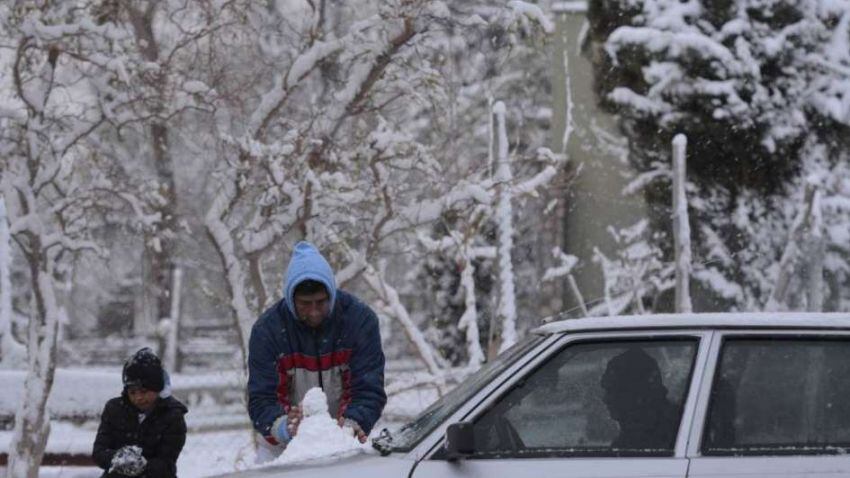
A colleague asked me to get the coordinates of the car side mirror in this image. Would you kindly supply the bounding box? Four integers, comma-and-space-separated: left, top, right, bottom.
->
444, 422, 475, 460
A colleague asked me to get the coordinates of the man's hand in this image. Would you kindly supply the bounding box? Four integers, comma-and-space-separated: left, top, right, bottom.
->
287, 406, 303, 437
272, 406, 302, 444
338, 417, 367, 443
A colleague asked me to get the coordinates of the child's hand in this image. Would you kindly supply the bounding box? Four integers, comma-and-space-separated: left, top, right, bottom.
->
109, 445, 146, 476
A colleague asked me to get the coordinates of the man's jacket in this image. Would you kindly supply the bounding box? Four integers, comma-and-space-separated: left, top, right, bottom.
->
92, 394, 187, 478
247, 290, 387, 444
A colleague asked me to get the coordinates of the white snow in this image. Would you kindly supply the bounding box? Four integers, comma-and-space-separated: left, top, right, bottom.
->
493, 102, 518, 353
0, 197, 24, 367
457, 248, 485, 368
537, 312, 850, 335
508, 1, 555, 34
3, 0, 850, 474
269, 388, 366, 466
606, 27, 743, 75
109, 445, 146, 475
542, 247, 579, 283
671, 134, 692, 314
552, 2, 588, 14
0, 366, 437, 476
182, 80, 209, 94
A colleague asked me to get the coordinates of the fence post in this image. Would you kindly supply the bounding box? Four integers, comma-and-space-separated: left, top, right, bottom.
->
163, 267, 183, 372
672, 134, 693, 313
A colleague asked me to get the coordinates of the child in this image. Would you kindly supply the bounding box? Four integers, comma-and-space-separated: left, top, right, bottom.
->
92, 347, 188, 477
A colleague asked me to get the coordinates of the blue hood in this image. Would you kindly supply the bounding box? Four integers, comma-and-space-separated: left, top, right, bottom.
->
283, 241, 337, 318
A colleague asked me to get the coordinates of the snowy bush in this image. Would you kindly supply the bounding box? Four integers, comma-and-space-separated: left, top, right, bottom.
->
587, 0, 850, 311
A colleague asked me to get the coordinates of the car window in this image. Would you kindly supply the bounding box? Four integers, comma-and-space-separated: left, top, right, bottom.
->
703, 337, 850, 456
455, 339, 698, 459
378, 335, 545, 453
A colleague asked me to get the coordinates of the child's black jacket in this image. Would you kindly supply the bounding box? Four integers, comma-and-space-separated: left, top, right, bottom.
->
92, 393, 187, 478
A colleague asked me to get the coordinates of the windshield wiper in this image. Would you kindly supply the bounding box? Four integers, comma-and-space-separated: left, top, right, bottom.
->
372, 427, 394, 456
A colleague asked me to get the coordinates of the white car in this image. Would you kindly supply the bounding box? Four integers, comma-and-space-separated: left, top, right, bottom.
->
219, 312, 850, 478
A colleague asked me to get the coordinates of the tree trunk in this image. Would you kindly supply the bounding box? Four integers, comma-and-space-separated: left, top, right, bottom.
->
144, 124, 177, 341
127, 2, 179, 339
8, 241, 60, 478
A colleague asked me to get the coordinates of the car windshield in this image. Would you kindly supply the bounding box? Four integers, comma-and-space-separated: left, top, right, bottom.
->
376, 335, 546, 453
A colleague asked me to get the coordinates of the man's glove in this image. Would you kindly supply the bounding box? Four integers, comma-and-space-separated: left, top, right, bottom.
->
109, 445, 147, 477
271, 406, 302, 444
271, 415, 292, 444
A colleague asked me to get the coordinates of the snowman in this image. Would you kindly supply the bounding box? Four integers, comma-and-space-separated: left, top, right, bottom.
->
276, 387, 365, 464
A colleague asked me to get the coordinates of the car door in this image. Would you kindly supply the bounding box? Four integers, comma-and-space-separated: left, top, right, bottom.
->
412, 331, 711, 478
687, 331, 850, 478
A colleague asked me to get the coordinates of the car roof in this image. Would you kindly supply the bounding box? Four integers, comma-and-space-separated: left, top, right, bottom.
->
534, 312, 850, 335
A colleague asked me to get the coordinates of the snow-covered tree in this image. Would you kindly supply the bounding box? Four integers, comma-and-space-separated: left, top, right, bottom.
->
409, 1, 579, 362
587, 0, 850, 311
197, 0, 457, 364
86, 0, 248, 341
0, 2, 135, 474
192, 0, 566, 373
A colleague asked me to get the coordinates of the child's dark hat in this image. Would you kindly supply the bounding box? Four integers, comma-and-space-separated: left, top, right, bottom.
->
122, 347, 165, 392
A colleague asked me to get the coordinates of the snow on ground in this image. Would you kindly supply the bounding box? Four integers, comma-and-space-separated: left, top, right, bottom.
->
0, 369, 118, 418
3, 429, 257, 478
0, 368, 245, 417
0, 367, 439, 477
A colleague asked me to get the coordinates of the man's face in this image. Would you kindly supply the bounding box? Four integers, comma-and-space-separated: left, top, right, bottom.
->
294, 289, 330, 328
127, 386, 158, 412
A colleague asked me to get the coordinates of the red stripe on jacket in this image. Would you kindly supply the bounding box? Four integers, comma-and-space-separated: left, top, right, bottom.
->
278, 350, 353, 372
275, 349, 353, 417
338, 368, 352, 417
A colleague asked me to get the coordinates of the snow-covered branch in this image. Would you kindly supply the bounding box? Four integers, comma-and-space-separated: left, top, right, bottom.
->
766, 184, 822, 312
204, 178, 255, 362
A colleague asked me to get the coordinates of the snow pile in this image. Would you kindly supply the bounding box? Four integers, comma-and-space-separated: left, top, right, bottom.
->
274, 388, 365, 466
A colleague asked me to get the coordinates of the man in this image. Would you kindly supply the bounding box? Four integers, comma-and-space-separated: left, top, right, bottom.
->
600, 348, 680, 453
92, 348, 188, 478
247, 241, 387, 461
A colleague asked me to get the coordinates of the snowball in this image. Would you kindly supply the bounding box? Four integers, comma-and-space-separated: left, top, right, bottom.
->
110, 445, 147, 475
183, 80, 208, 94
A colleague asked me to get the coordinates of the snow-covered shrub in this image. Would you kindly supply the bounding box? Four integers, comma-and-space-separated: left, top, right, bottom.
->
587, 0, 850, 311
